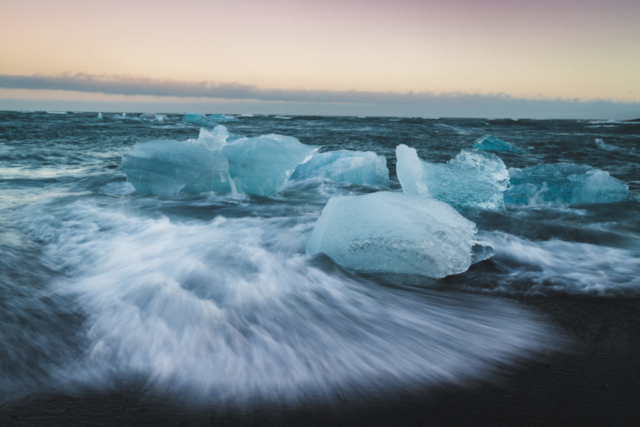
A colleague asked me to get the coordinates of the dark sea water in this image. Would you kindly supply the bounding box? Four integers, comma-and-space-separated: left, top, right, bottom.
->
0, 111, 639, 406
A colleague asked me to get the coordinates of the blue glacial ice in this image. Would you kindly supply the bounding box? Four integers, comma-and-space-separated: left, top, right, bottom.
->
505, 163, 629, 206
306, 192, 477, 278
396, 144, 510, 211
122, 127, 316, 197
290, 150, 389, 186
182, 113, 239, 126
138, 113, 170, 122
222, 134, 318, 196
182, 112, 207, 124
122, 139, 231, 196
473, 135, 518, 152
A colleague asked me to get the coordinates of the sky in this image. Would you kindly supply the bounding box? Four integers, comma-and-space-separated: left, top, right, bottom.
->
1, 0, 639, 118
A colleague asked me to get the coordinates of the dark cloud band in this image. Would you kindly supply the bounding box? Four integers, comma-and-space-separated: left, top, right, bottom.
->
0, 73, 638, 118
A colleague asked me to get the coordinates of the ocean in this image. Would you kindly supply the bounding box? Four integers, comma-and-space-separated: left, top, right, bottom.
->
1, 111, 639, 418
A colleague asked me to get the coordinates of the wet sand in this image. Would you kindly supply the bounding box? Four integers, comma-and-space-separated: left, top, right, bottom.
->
2, 297, 639, 426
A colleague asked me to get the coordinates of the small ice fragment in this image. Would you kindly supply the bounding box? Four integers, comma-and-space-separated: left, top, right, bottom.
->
182, 112, 207, 123
306, 192, 477, 278
473, 135, 518, 152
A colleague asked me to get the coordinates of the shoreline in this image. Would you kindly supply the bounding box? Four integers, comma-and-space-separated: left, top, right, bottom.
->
2, 296, 639, 426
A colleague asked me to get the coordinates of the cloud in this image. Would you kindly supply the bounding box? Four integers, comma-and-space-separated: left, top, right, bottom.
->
0, 73, 638, 119
0, 72, 508, 104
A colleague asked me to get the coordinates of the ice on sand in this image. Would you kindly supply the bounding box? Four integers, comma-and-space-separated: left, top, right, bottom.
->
306, 192, 477, 279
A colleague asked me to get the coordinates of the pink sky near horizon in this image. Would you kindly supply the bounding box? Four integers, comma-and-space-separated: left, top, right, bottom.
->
1, 0, 639, 103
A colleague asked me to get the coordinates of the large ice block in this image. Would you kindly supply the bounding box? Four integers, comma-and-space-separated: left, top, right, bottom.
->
473, 135, 518, 152
222, 134, 318, 196
122, 139, 231, 196
396, 145, 510, 211
290, 150, 389, 186
505, 163, 629, 205
306, 192, 477, 278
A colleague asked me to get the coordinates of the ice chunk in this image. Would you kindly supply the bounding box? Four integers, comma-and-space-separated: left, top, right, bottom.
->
594, 138, 620, 152
396, 145, 431, 197
182, 112, 207, 124
139, 113, 170, 122
290, 150, 389, 186
306, 192, 477, 278
473, 135, 518, 152
396, 145, 510, 211
505, 163, 629, 205
122, 139, 231, 196
208, 114, 239, 122
222, 134, 318, 196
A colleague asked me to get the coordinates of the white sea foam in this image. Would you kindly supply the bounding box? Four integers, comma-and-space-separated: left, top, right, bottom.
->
19, 201, 553, 403
479, 232, 640, 296
435, 123, 469, 135
594, 138, 621, 151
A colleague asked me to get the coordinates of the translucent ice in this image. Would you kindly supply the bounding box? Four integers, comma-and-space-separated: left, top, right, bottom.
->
290, 150, 389, 186
122, 139, 231, 196
396, 145, 510, 211
182, 112, 207, 124
473, 135, 518, 152
222, 134, 318, 196
505, 163, 629, 206
195, 126, 230, 150
306, 192, 477, 278
396, 144, 431, 197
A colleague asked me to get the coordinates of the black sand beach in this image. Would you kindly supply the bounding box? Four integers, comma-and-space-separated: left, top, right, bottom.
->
2, 297, 639, 427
